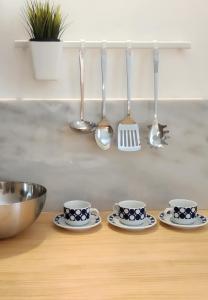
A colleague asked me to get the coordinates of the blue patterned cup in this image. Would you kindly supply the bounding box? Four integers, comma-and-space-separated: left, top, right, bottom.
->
165, 199, 198, 225
64, 200, 99, 226
113, 200, 146, 226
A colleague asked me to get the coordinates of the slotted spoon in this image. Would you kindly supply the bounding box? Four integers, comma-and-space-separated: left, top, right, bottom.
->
118, 45, 141, 152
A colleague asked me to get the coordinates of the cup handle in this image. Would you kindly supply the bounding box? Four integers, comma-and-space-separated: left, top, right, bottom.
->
90, 208, 99, 217
164, 207, 173, 217
113, 203, 119, 215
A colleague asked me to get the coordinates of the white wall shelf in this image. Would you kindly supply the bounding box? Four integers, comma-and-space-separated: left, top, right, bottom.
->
14, 40, 191, 49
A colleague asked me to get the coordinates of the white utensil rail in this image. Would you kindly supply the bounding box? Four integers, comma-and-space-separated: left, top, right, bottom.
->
15, 40, 191, 49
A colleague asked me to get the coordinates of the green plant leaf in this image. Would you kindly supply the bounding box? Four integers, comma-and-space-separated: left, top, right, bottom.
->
23, 0, 67, 41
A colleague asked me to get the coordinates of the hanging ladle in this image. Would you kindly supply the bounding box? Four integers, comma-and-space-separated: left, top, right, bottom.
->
70, 42, 96, 133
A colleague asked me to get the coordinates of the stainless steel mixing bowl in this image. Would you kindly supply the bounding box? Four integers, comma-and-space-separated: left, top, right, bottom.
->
0, 181, 47, 239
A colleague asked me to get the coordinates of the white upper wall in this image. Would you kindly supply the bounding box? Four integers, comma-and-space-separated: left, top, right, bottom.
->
0, 0, 207, 100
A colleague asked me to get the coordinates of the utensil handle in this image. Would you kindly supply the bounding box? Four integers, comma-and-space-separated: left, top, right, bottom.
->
153, 47, 159, 119
79, 44, 85, 121
126, 45, 132, 116
101, 44, 107, 118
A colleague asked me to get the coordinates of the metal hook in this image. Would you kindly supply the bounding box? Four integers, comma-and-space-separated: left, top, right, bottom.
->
126, 40, 132, 49
153, 39, 159, 50
80, 39, 86, 53
102, 40, 107, 49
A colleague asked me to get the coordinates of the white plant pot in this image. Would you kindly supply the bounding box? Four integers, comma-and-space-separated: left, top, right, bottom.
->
30, 41, 63, 80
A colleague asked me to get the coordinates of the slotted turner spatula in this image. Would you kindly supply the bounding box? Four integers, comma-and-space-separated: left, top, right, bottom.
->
118, 45, 141, 152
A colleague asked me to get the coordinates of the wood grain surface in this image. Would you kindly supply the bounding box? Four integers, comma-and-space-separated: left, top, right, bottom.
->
0, 211, 207, 300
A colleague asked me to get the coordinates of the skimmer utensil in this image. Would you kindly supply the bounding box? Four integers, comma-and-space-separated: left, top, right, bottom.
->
117, 45, 141, 152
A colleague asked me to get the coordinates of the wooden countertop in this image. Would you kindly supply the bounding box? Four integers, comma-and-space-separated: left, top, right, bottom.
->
0, 211, 208, 300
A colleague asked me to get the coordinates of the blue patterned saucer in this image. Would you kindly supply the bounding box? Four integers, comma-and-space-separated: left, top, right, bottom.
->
53, 213, 101, 231
159, 211, 208, 229
107, 213, 157, 230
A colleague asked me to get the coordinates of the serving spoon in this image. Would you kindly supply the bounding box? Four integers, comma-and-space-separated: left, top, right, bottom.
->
95, 45, 113, 150
70, 43, 96, 133
148, 47, 169, 147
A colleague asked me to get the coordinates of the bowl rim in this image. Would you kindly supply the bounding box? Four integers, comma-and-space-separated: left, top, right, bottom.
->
0, 180, 47, 205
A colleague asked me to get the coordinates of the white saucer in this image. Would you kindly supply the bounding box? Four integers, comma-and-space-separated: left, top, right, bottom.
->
107, 213, 157, 231
53, 213, 101, 231
159, 211, 208, 229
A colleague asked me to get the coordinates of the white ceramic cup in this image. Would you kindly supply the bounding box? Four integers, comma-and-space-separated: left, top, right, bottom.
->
64, 200, 99, 226
164, 199, 198, 225
113, 200, 146, 226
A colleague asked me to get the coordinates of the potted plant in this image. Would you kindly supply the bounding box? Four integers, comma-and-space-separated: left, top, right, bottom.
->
23, 0, 66, 80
